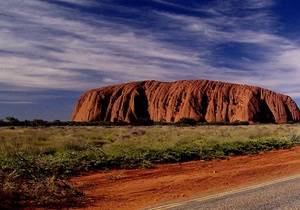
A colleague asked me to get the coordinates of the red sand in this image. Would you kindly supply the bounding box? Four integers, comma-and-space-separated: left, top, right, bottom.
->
72, 146, 300, 210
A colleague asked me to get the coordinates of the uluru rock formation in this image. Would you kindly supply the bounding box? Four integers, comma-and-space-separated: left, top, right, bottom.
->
71, 80, 300, 123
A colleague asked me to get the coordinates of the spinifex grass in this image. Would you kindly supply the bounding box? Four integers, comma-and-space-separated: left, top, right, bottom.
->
0, 124, 300, 208
1, 125, 300, 172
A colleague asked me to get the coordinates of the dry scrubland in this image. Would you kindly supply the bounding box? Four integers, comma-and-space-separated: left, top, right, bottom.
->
1, 124, 300, 208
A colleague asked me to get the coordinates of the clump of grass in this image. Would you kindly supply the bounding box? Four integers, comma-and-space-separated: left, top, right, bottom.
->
287, 132, 300, 144
0, 154, 85, 209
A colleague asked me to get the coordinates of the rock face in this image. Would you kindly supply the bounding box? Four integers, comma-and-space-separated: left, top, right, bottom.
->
71, 80, 300, 123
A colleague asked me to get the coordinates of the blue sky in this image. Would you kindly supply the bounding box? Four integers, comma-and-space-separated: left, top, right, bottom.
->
1, 0, 300, 121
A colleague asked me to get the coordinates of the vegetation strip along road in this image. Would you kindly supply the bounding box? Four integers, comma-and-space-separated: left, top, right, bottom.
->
0, 124, 299, 208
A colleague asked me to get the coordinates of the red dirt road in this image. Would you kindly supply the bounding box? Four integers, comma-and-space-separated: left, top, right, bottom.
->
72, 147, 300, 210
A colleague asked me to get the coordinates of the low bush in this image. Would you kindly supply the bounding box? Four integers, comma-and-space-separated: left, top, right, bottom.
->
0, 154, 85, 209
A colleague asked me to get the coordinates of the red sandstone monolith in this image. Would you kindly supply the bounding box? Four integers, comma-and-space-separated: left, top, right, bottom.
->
71, 80, 300, 123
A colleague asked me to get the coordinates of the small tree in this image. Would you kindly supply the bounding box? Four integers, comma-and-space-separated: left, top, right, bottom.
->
31, 119, 48, 127
0, 119, 6, 126
52, 119, 61, 126
5, 117, 20, 126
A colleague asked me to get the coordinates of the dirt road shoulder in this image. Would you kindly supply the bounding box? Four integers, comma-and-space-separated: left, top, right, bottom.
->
72, 146, 300, 210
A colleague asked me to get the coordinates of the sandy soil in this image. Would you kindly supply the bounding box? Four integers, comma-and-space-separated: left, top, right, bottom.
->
71, 146, 300, 210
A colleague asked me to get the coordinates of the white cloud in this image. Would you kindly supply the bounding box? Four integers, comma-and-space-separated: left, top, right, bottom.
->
54, 0, 96, 6
0, 0, 299, 103
0, 101, 33, 105
155, 3, 300, 99
0, 0, 207, 91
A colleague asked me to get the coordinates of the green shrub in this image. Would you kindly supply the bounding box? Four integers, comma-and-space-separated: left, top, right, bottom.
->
0, 154, 85, 209
288, 132, 300, 144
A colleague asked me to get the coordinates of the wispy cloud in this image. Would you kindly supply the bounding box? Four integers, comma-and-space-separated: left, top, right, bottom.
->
54, 0, 97, 7
155, 1, 300, 96
0, 0, 204, 92
0, 0, 300, 105
0, 101, 33, 105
